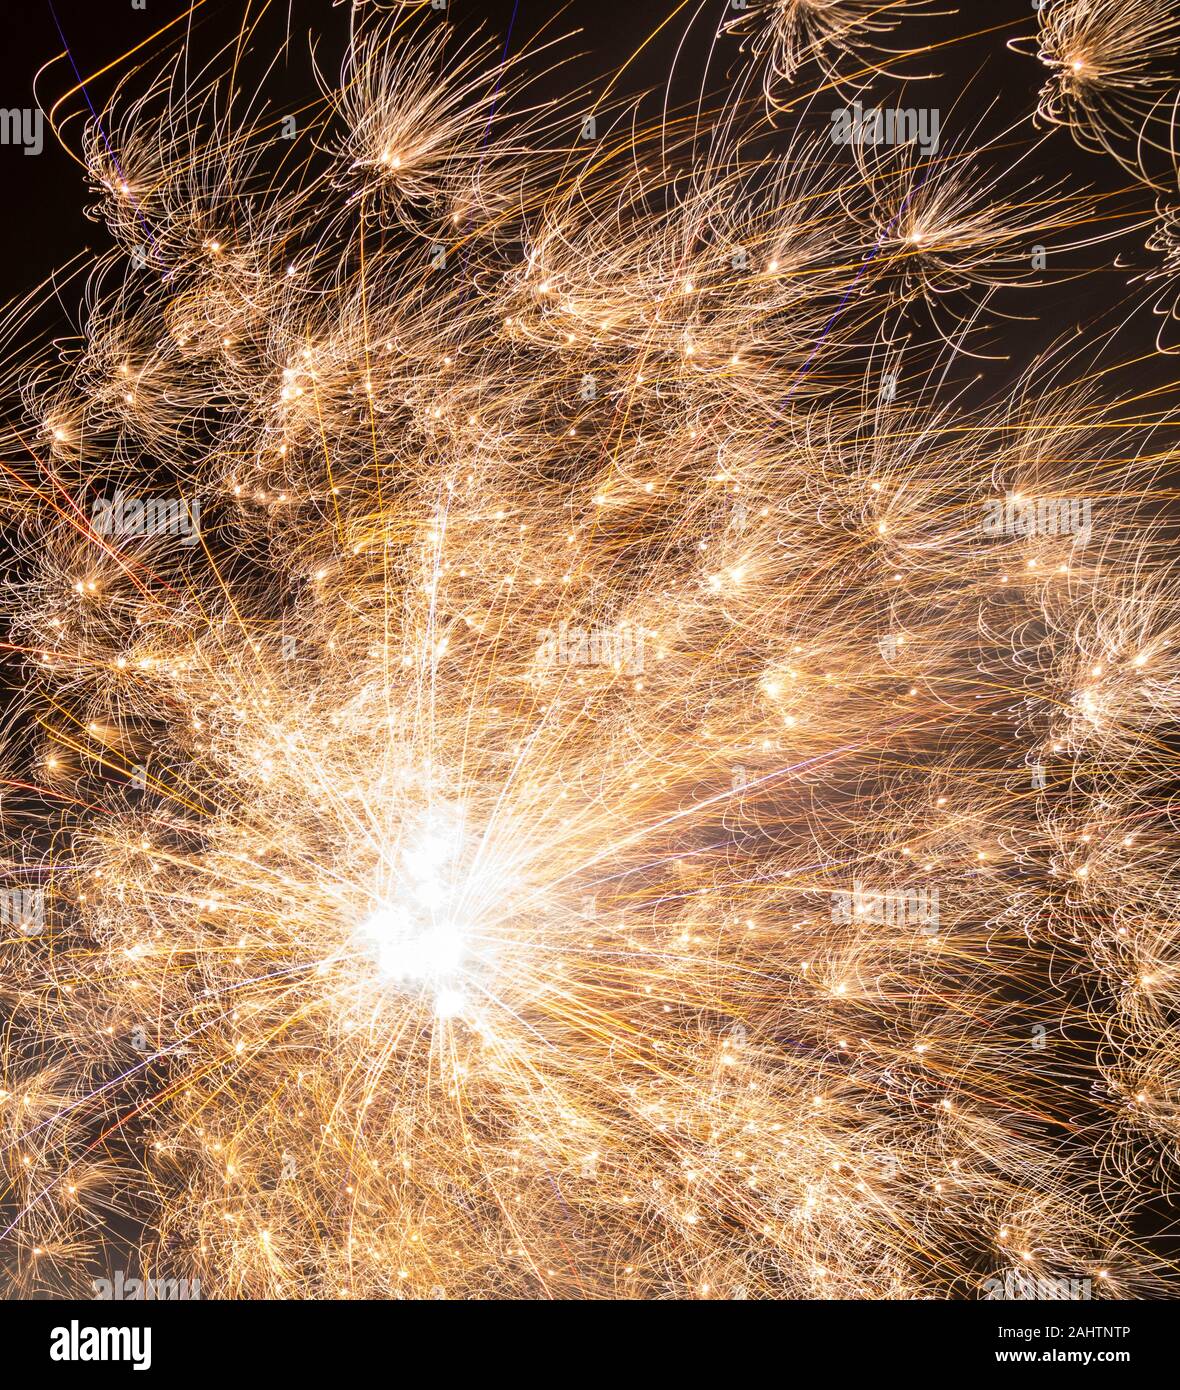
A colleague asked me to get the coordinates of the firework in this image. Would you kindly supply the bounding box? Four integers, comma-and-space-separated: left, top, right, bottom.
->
1, 2, 1179, 1301
1023, 0, 1180, 187
727, 0, 945, 101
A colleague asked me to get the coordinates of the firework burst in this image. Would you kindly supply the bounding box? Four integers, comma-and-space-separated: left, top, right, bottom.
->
1, 2, 1179, 1301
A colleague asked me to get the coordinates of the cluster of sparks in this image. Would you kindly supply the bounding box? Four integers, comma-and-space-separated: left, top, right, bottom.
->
2, 0, 1180, 1299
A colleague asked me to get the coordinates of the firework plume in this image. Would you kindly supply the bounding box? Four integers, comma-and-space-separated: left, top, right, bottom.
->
2, 0, 1180, 1301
